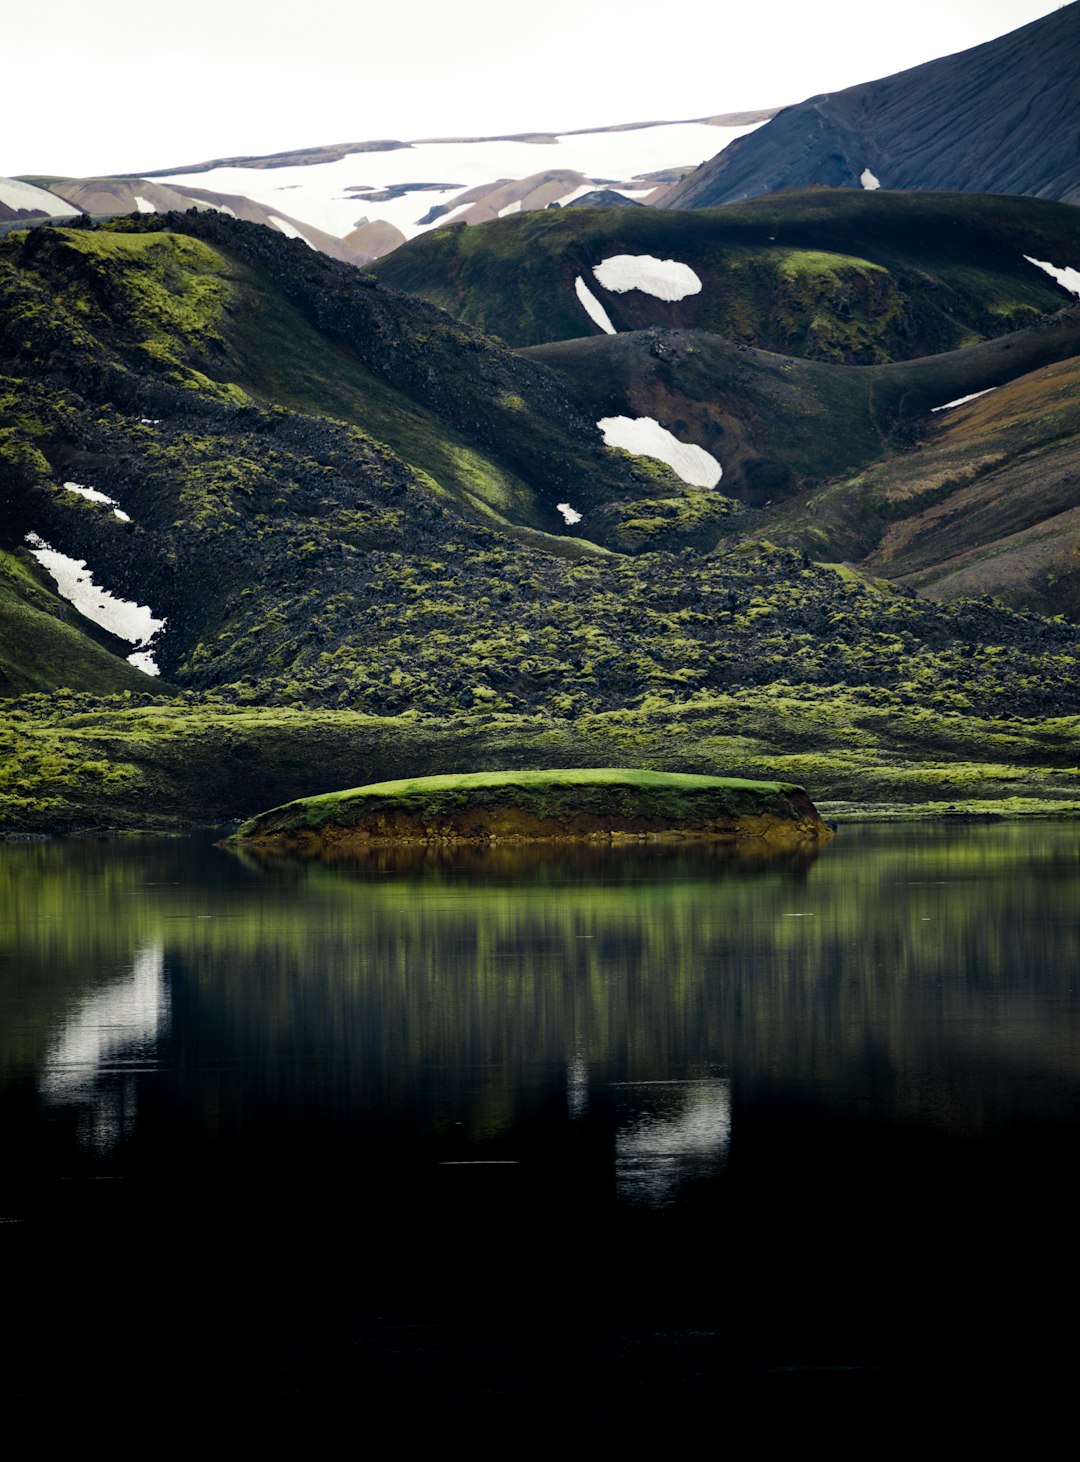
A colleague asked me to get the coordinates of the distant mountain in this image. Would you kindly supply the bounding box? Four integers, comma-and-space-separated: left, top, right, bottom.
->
662, 4, 1080, 209
7, 114, 774, 265
372, 190, 1080, 357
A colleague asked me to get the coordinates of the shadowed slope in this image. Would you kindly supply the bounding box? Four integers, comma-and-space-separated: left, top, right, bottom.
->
662, 5, 1080, 208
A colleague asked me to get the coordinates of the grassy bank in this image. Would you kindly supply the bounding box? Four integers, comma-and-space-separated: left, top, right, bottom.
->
2, 691, 1076, 835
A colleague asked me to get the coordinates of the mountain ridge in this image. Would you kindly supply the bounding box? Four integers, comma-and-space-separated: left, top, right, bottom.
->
662, 4, 1080, 208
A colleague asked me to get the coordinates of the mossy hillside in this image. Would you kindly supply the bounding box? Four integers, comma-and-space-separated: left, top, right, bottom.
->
0, 213, 692, 546
14, 243, 1076, 715
236, 767, 815, 844
5, 225, 248, 404
2, 691, 1078, 836
0, 549, 158, 697
522, 312, 1080, 508
2, 210, 1079, 830
371, 190, 1080, 359
7, 374, 1080, 726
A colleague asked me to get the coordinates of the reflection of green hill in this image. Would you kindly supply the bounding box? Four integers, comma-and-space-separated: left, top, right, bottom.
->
5, 828, 1079, 1144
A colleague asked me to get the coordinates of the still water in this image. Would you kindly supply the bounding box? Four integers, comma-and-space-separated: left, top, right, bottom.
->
2, 823, 1078, 1419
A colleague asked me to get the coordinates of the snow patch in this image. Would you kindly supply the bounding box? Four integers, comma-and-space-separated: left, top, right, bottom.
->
575, 276, 616, 334
24, 532, 165, 673
1024, 254, 1080, 298
615, 1080, 731, 1207
63, 480, 132, 522
597, 416, 721, 488
592, 254, 701, 301
497, 199, 523, 217
931, 388, 996, 413
133, 195, 156, 213
268, 215, 315, 248
860, 168, 881, 190
64, 481, 114, 506
556, 502, 583, 525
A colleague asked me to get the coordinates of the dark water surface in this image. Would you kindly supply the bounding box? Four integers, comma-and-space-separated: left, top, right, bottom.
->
2, 824, 1078, 1425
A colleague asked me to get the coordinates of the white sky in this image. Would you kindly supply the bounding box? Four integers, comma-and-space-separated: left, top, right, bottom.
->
4, 0, 1068, 178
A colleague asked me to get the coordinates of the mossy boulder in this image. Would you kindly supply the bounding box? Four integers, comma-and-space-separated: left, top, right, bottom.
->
231, 767, 834, 850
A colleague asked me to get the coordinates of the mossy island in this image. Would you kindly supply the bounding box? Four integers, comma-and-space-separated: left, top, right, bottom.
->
229, 768, 834, 852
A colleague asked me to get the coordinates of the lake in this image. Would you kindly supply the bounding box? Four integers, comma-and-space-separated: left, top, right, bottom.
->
2, 822, 1078, 1426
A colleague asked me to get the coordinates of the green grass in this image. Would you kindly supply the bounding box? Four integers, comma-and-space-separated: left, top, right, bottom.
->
235, 766, 813, 841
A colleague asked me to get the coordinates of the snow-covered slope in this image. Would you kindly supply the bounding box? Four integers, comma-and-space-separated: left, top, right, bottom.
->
0, 176, 79, 221
142, 115, 771, 258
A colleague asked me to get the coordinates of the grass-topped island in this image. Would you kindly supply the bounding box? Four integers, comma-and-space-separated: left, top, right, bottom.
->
229, 768, 835, 851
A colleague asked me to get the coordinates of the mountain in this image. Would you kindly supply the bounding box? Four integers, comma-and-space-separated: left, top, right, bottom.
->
662, 4, 1080, 209
371, 190, 1080, 356
9, 114, 774, 265
2, 211, 1079, 832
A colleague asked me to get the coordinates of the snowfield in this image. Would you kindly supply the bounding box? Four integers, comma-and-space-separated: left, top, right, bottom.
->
157, 118, 764, 245
575, 276, 617, 334
24, 532, 165, 673
597, 416, 722, 488
0, 176, 79, 218
592, 254, 702, 301
556, 502, 583, 524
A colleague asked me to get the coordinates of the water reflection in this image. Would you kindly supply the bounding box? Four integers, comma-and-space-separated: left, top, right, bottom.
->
2, 822, 1080, 1395
614, 1079, 732, 1206
38, 939, 168, 1152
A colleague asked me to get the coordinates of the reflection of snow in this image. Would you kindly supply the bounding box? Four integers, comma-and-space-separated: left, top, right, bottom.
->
593, 253, 701, 301
39, 941, 168, 1153
597, 415, 722, 488
615, 1079, 731, 1207
860, 168, 881, 190
556, 502, 582, 525
24, 531, 165, 673
1023, 254, 1080, 297
575, 275, 616, 334
931, 388, 996, 413
567, 1054, 589, 1118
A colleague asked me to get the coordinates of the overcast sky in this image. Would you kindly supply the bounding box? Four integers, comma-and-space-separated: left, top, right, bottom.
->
4, 0, 1068, 178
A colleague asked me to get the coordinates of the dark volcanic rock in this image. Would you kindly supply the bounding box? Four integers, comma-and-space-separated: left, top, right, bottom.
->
663, 5, 1080, 208
566, 190, 646, 208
